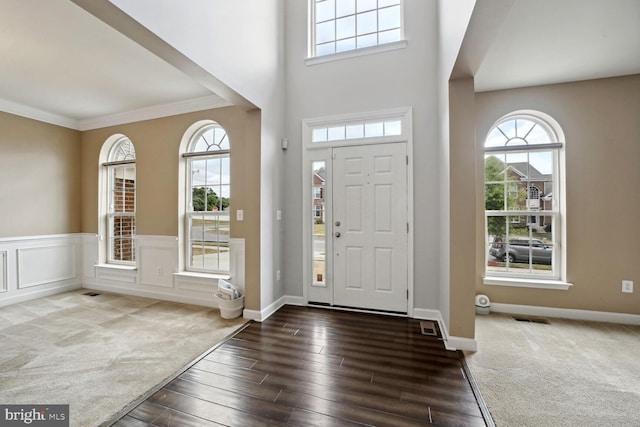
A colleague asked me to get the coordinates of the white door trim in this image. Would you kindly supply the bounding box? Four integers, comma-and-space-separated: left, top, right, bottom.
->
301, 107, 414, 316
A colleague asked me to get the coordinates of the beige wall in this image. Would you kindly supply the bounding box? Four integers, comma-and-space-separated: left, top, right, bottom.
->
449, 77, 478, 338
80, 106, 262, 309
469, 75, 640, 315
0, 112, 81, 238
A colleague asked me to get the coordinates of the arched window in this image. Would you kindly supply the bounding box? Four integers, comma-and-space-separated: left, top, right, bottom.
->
484, 112, 564, 280
528, 186, 540, 200
103, 136, 136, 264
184, 123, 230, 273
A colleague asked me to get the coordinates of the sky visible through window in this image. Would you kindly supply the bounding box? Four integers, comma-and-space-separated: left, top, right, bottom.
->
314, 0, 401, 56
312, 119, 402, 142
191, 157, 230, 199
484, 119, 555, 174
190, 126, 230, 199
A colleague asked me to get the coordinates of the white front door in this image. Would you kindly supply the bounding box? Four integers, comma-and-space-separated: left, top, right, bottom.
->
332, 143, 408, 313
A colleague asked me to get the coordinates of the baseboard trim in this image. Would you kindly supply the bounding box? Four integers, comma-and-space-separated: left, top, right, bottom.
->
83, 280, 218, 308
0, 282, 81, 308
283, 295, 307, 307
409, 308, 478, 352
445, 336, 478, 352
412, 308, 445, 323
243, 295, 285, 322
413, 308, 447, 338
243, 296, 307, 322
490, 303, 640, 326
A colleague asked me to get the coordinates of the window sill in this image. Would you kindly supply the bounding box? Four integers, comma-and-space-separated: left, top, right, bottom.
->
174, 272, 230, 281
95, 263, 137, 283
483, 276, 573, 290
173, 271, 231, 292
95, 264, 137, 271
306, 40, 408, 66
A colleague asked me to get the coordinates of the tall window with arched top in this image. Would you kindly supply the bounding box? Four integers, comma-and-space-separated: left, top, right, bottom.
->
104, 137, 136, 264
184, 123, 230, 273
484, 112, 565, 280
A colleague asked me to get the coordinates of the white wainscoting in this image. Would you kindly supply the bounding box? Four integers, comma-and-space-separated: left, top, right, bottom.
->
1, 233, 245, 311
82, 235, 247, 308
82, 234, 99, 279
138, 235, 177, 288
229, 238, 245, 294
0, 234, 82, 307
17, 244, 77, 289
0, 250, 7, 294
95, 264, 137, 283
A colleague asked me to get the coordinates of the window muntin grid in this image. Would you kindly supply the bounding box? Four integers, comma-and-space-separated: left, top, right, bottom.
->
189, 124, 230, 153
106, 137, 136, 265
313, 0, 402, 57
484, 116, 561, 279
186, 124, 231, 274
311, 119, 402, 143
110, 138, 136, 161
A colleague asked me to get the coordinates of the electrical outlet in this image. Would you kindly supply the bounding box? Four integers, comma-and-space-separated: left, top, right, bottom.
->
157, 266, 163, 276
236, 210, 244, 221
622, 280, 633, 293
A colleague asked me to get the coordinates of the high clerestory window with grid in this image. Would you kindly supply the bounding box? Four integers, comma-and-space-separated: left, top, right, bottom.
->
311, 0, 402, 57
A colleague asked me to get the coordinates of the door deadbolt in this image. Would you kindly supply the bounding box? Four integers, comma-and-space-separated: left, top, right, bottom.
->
335, 221, 341, 226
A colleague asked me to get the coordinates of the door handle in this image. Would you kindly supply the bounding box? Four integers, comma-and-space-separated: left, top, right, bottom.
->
335, 232, 341, 238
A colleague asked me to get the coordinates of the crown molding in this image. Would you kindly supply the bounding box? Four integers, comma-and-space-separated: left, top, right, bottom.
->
0, 95, 232, 131
77, 95, 232, 131
0, 98, 79, 130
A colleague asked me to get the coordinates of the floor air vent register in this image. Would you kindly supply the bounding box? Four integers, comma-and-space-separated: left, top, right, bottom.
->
420, 320, 439, 337
82, 292, 101, 297
513, 316, 550, 324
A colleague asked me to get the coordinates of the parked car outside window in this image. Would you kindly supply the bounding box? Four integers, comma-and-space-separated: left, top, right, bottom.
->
489, 237, 552, 265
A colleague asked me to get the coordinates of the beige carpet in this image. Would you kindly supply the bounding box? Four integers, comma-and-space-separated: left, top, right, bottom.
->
0, 290, 247, 427
465, 313, 640, 427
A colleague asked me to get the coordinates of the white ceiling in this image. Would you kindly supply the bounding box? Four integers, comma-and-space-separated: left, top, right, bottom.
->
0, 0, 228, 130
0, 0, 638, 130
473, 0, 640, 92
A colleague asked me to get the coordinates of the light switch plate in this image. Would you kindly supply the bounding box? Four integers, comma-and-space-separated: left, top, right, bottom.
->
622, 280, 633, 293
236, 210, 244, 221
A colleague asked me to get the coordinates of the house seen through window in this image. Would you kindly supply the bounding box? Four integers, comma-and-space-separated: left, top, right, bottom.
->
484, 113, 564, 280
105, 137, 136, 264
312, 162, 327, 285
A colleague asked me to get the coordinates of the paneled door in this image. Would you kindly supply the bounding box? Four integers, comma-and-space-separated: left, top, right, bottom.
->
332, 143, 408, 313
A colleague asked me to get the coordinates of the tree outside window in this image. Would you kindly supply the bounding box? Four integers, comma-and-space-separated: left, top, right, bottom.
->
484, 114, 562, 278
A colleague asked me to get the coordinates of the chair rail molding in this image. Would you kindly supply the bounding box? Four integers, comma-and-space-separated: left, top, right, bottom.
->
83, 235, 247, 309
0, 234, 82, 308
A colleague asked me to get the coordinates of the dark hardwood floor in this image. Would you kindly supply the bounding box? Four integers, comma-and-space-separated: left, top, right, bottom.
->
113, 306, 489, 426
